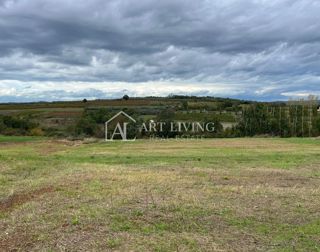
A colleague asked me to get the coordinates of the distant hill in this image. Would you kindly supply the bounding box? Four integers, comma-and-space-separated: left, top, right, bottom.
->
0, 96, 319, 138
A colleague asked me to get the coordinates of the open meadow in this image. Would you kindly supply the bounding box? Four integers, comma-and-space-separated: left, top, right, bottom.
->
0, 137, 320, 251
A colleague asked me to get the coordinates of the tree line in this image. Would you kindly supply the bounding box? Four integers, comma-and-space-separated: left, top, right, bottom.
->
234, 97, 320, 137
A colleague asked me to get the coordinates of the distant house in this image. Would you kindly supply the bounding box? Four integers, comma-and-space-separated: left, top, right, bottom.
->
317, 105, 320, 112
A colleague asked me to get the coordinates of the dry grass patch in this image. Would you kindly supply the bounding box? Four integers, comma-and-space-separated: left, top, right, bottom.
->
1, 138, 320, 251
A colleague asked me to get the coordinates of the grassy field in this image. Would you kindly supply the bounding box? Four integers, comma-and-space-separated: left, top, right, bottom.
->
0, 137, 320, 251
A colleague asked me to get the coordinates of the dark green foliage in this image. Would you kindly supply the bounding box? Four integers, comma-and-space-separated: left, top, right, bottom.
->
154, 109, 180, 138
74, 108, 140, 138
181, 101, 188, 110
75, 117, 98, 136
0, 119, 5, 132
85, 108, 111, 124
0, 115, 39, 135
157, 109, 175, 121
74, 108, 111, 137
235, 103, 320, 137
208, 119, 223, 137
315, 117, 320, 129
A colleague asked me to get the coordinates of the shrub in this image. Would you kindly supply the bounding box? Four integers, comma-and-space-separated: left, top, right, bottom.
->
29, 127, 44, 136
0, 115, 39, 136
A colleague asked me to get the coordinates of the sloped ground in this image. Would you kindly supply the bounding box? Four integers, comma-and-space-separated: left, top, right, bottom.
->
0, 137, 319, 251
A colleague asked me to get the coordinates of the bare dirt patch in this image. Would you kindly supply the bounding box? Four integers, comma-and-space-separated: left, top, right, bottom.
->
0, 226, 35, 252
0, 186, 55, 212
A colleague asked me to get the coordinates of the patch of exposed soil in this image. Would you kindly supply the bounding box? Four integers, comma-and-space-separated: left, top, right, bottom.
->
0, 186, 55, 212
0, 226, 35, 252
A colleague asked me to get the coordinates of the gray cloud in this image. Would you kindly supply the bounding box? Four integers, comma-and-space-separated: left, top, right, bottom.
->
0, 0, 320, 101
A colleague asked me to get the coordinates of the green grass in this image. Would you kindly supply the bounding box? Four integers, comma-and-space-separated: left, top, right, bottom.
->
0, 135, 45, 143
0, 137, 320, 251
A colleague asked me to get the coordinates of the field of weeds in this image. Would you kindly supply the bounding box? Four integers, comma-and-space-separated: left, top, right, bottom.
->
0, 137, 319, 251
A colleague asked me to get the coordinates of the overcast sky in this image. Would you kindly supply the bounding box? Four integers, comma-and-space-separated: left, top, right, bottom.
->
0, 0, 320, 102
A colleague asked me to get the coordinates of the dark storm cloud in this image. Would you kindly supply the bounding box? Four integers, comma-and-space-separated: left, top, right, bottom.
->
0, 0, 320, 101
